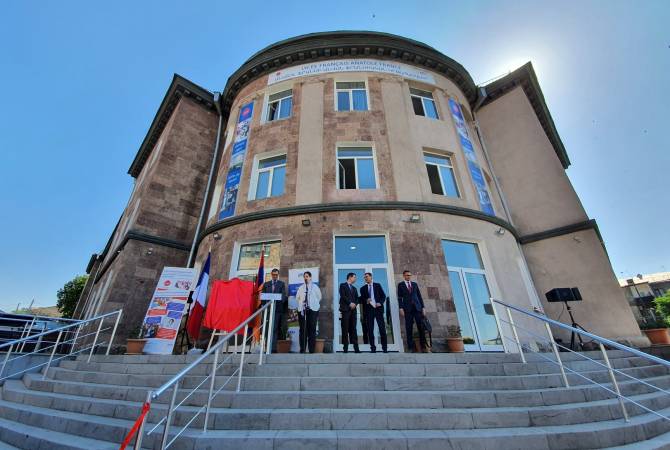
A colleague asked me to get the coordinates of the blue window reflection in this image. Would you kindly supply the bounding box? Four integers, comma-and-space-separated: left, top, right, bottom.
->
352, 89, 368, 110
337, 92, 350, 111
335, 236, 387, 264
356, 158, 376, 188
256, 171, 270, 200
442, 240, 483, 269
271, 166, 285, 197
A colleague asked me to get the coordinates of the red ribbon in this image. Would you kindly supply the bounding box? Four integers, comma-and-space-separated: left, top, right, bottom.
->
119, 402, 151, 450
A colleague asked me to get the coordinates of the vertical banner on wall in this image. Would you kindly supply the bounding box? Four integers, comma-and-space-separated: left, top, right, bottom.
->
219, 101, 254, 220
287, 267, 320, 353
448, 98, 495, 216
141, 267, 197, 354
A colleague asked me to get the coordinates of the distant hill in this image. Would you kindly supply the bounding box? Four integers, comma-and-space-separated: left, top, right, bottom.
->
12, 306, 62, 318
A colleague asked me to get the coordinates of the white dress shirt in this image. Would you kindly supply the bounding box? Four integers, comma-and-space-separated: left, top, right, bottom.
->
296, 282, 322, 312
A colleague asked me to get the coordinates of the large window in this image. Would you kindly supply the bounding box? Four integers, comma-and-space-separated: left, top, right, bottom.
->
336, 82, 368, 111
424, 153, 459, 197
252, 155, 286, 200
337, 147, 377, 189
410, 88, 439, 119
266, 89, 292, 122
235, 241, 281, 282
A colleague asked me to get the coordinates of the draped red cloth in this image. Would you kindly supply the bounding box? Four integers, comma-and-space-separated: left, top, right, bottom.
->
203, 278, 254, 334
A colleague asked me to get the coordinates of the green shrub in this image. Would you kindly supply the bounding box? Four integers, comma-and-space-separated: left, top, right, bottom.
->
653, 291, 670, 327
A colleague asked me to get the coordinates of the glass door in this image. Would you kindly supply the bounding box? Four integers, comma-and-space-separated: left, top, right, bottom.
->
333, 236, 402, 352
443, 240, 503, 352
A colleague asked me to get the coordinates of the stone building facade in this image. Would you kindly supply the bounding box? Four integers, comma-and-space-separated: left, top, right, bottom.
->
75, 31, 646, 352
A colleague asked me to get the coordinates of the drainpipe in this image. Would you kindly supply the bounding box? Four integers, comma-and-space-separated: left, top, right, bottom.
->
472, 86, 543, 311
187, 92, 224, 267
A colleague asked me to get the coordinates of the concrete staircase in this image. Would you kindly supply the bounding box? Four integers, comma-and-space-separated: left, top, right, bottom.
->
0, 351, 670, 449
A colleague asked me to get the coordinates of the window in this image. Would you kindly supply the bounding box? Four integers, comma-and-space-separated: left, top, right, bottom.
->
253, 155, 286, 200
235, 241, 281, 282
424, 153, 459, 197
410, 88, 439, 119
336, 82, 368, 111
266, 89, 292, 122
337, 147, 376, 189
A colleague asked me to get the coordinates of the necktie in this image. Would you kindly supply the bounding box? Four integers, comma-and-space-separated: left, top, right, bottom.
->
407, 282, 412, 293
369, 284, 374, 304
272, 281, 276, 293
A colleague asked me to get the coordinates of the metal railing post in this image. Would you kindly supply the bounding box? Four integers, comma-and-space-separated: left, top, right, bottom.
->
160, 380, 180, 448
42, 330, 63, 380
87, 317, 105, 363
266, 301, 276, 356
19, 318, 36, 353
259, 307, 267, 366
0, 343, 14, 378
544, 322, 569, 387
70, 323, 83, 355
237, 326, 248, 392
107, 310, 123, 355
203, 345, 220, 432
133, 391, 152, 450
599, 342, 629, 422
505, 307, 526, 363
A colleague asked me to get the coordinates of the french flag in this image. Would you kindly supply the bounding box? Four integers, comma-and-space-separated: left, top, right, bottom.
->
187, 253, 211, 342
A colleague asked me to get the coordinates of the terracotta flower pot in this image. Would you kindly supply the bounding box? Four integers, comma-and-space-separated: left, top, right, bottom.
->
314, 339, 325, 353
126, 338, 147, 355
643, 328, 670, 345
446, 337, 465, 353
277, 339, 291, 353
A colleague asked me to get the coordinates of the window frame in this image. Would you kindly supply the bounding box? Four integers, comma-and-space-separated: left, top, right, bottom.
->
336, 144, 379, 190
334, 80, 370, 112
424, 151, 460, 198
248, 151, 287, 201
265, 89, 293, 122
410, 87, 439, 119
230, 239, 282, 281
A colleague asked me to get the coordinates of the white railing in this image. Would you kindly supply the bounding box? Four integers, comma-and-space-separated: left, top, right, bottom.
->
131, 301, 274, 450
0, 309, 123, 382
492, 298, 670, 424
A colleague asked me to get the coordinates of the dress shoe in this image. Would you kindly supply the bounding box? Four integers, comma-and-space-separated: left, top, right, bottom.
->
354, 350, 361, 353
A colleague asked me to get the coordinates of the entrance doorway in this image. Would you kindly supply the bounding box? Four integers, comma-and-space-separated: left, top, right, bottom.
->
333, 235, 402, 352
442, 240, 503, 352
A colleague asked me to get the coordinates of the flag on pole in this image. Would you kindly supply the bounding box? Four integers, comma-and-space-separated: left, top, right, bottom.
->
256, 246, 265, 290
187, 253, 211, 341
252, 246, 265, 342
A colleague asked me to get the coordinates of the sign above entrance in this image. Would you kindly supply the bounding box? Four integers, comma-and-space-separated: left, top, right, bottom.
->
267, 59, 436, 85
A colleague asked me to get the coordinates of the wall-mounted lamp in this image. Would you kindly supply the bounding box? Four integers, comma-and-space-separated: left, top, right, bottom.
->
213, 232, 222, 241
409, 214, 421, 223
146, 247, 154, 256
495, 227, 505, 236
302, 218, 311, 227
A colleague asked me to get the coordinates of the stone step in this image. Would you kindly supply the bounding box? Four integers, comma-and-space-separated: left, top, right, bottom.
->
21, 372, 670, 409
0, 415, 117, 450
43, 363, 670, 391
57, 355, 655, 377
78, 349, 635, 365
3, 379, 669, 430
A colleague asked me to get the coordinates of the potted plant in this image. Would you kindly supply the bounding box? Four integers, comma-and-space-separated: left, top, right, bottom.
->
446, 325, 465, 353
126, 324, 147, 355
642, 292, 670, 345
314, 338, 326, 353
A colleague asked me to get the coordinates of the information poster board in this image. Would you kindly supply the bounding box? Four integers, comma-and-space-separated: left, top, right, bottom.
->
141, 267, 197, 354
287, 267, 320, 353
219, 102, 254, 219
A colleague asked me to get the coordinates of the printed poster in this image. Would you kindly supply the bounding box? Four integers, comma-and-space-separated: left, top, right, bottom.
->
141, 267, 197, 354
287, 267, 320, 353
448, 98, 495, 216
219, 102, 254, 219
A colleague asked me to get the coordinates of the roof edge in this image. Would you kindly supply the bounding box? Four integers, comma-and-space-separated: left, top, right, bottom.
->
127, 74, 215, 178
480, 62, 570, 169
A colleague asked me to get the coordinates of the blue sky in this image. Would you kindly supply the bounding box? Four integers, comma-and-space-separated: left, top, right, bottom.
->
0, 1, 668, 311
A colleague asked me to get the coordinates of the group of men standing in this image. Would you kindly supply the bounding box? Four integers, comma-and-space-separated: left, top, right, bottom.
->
260, 269, 429, 354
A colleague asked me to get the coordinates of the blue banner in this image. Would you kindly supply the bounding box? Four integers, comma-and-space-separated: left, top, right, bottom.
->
448, 98, 495, 216
220, 102, 254, 219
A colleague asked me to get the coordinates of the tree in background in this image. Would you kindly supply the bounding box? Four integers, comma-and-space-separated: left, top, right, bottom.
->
57, 275, 88, 318
653, 291, 670, 327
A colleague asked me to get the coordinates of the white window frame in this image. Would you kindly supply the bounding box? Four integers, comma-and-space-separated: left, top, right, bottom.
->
424, 151, 460, 198
229, 239, 282, 280
334, 80, 370, 112
410, 87, 439, 119
265, 89, 293, 122
248, 150, 287, 201
260, 82, 294, 124
336, 144, 379, 190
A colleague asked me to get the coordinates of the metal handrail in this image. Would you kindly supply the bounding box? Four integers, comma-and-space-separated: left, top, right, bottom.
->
132, 301, 274, 450
492, 298, 670, 424
0, 309, 122, 382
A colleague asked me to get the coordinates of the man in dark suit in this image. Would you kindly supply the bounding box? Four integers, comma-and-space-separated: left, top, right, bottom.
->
397, 270, 429, 353
338, 272, 360, 353
360, 272, 388, 353
260, 268, 288, 353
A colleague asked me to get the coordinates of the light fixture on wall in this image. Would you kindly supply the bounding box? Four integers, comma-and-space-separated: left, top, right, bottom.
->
495, 227, 505, 236
409, 214, 421, 223
213, 232, 222, 240
146, 247, 154, 256
302, 218, 311, 227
